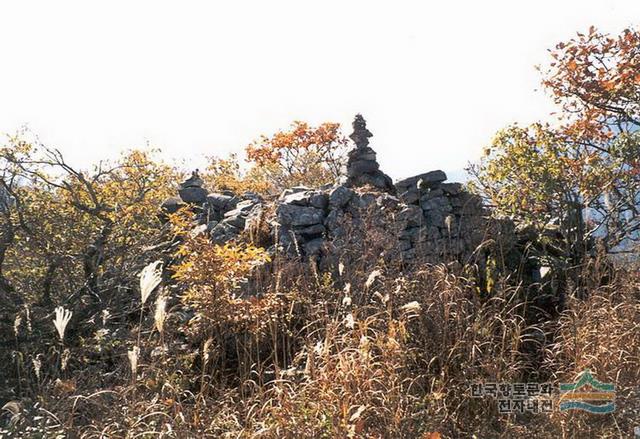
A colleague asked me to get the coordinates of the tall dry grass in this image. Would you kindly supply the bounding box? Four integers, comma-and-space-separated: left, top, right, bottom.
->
1, 223, 638, 438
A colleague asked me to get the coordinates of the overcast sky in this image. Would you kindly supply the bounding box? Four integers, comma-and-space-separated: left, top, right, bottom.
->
1, 1, 639, 182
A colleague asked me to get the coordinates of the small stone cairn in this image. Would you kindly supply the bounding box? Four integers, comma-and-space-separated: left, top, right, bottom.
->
344, 114, 395, 193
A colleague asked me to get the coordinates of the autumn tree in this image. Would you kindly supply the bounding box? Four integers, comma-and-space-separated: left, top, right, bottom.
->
0, 133, 177, 315
245, 121, 349, 193
471, 26, 640, 257
202, 153, 271, 195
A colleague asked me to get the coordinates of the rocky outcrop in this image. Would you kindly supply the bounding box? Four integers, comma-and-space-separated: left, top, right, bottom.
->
160, 114, 495, 263
206, 192, 263, 244
394, 171, 486, 259
276, 188, 329, 256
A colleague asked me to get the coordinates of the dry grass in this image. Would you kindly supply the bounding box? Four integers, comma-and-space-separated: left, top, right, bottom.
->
1, 233, 638, 438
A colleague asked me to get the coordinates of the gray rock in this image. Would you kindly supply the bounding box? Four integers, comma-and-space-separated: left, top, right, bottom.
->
179, 171, 204, 189
400, 226, 428, 243
376, 193, 400, 210
178, 186, 208, 204
210, 222, 240, 244
440, 183, 463, 196
424, 210, 445, 228
351, 172, 395, 192
304, 238, 325, 256
421, 188, 444, 200
427, 226, 442, 240
242, 191, 262, 202
350, 114, 373, 148
417, 172, 447, 190
348, 145, 377, 161
350, 192, 378, 209
277, 204, 325, 227
290, 185, 312, 194
160, 197, 185, 215
329, 186, 354, 209
236, 199, 258, 213
396, 170, 447, 191
420, 196, 452, 213
399, 189, 420, 204
397, 205, 423, 227
223, 213, 246, 229
453, 193, 484, 214
206, 193, 234, 210
347, 159, 379, 177
281, 191, 311, 206
343, 116, 395, 193
324, 209, 344, 232
295, 223, 326, 237
309, 192, 329, 210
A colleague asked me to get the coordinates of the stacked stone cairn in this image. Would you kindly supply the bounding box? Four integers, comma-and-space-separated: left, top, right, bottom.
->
160, 114, 490, 262
343, 114, 395, 193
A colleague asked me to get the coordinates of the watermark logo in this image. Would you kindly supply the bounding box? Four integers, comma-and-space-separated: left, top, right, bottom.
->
469, 381, 554, 414
559, 369, 615, 414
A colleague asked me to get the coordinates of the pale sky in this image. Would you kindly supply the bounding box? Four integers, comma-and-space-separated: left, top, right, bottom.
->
1, 1, 639, 182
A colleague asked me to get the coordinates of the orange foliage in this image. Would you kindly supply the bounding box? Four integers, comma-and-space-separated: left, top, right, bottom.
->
169, 209, 276, 333
544, 26, 640, 145
245, 121, 348, 191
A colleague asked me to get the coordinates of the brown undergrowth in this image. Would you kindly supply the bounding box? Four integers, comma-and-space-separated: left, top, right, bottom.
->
1, 224, 638, 438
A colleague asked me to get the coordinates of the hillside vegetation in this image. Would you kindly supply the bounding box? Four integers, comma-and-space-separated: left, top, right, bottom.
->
1, 26, 639, 438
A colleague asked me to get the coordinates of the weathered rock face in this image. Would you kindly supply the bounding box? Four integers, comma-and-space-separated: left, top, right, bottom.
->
208, 194, 263, 244
160, 114, 496, 263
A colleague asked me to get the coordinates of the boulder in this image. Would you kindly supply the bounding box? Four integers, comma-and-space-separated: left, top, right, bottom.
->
420, 196, 452, 213
417, 171, 447, 190
329, 186, 354, 209
440, 182, 463, 196
309, 192, 329, 210
396, 170, 447, 192
210, 222, 240, 244
206, 193, 235, 211
280, 186, 311, 199
281, 191, 311, 206
421, 188, 444, 200
160, 197, 185, 215
277, 204, 325, 227
179, 171, 204, 189
223, 213, 246, 229
324, 209, 345, 233
178, 186, 208, 204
